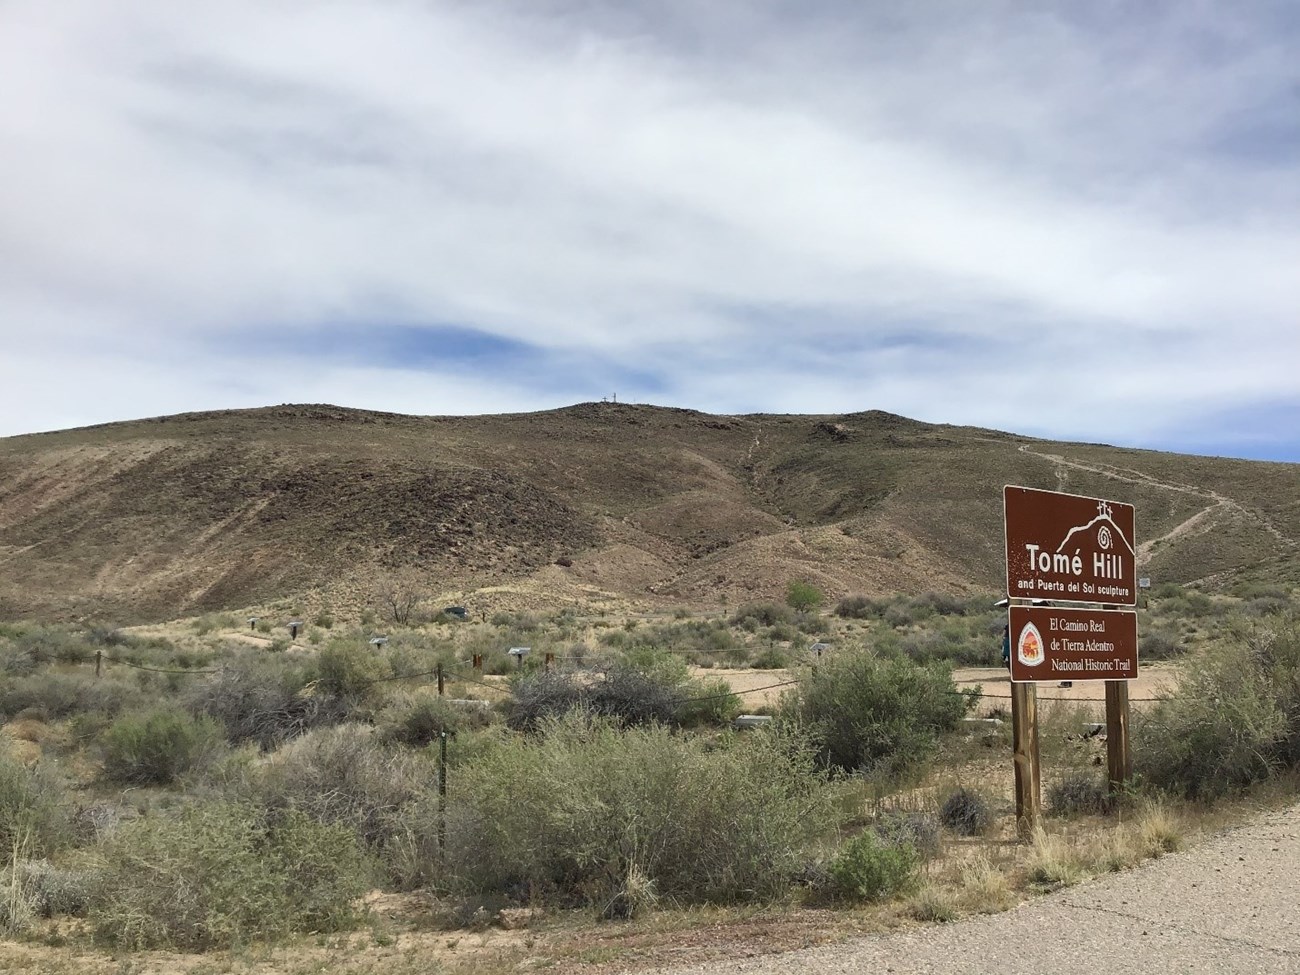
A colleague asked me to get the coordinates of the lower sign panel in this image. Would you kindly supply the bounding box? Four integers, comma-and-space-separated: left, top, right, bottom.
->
1008, 606, 1138, 683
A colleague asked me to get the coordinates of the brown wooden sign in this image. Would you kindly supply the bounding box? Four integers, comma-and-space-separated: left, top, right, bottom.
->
1004, 485, 1137, 606
1008, 605, 1138, 683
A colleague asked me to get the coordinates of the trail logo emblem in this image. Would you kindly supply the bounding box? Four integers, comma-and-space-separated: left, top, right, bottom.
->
1017, 621, 1045, 668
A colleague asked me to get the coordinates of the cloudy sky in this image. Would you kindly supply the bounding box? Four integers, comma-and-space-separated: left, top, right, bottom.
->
2, 1, 1298, 461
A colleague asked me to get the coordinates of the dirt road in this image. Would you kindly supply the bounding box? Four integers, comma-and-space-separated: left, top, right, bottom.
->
630, 802, 1300, 975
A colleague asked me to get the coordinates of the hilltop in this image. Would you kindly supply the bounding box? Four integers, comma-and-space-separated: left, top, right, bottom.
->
0, 402, 1296, 623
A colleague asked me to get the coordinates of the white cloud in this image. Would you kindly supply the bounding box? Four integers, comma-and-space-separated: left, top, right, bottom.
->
1, 0, 1297, 456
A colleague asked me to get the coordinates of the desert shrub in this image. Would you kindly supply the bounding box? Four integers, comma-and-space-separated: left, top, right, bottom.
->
0, 751, 71, 861
1140, 630, 1184, 661
1136, 640, 1285, 800
898, 630, 949, 666
795, 612, 827, 636
751, 645, 790, 670
675, 676, 742, 727
13, 627, 89, 665
18, 860, 94, 917
508, 654, 734, 729
1230, 582, 1289, 601
920, 592, 967, 616
938, 786, 992, 836
0, 672, 145, 722
508, 671, 587, 728
827, 831, 919, 902
730, 602, 792, 628
781, 651, 975, 775
481, 651, 518, 676
874, 810, 942, 859
91, 800, 368, 950
1048, 773, 1111, 816
896, 622, 991, 667
313, 612, 335, 629
446, 715, 833, 906
100, 709, 225, 786
379, 693, 488, 748
0, 642, 38, 677
316, 642, 391, 701
1157, 589, 1219, 620
186, 657, 346, 749
1247, 615, 1300, 766
242, 725, 430, 857
882, 602, 918, 628
766, 622, 798, 643
835, 595, 880, 619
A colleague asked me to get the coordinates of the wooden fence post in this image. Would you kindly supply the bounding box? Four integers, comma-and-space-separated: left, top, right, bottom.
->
438, 731, 448, 859
1011, 680, 1041, 837
1105, 679, 1132, 796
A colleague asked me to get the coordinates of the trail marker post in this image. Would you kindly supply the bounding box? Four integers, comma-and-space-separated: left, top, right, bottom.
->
1003, 485, 1140, 828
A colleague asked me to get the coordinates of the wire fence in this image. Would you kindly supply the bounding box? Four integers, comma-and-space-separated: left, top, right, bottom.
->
86, 649, 1175, 705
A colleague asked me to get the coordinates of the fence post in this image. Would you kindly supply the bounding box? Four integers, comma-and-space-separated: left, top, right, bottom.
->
95, 649, 102, 678
1011, 680, 1041, 837
437, 662, 444, 697
1105, 679, 1132, 796
438, 731, 448, 859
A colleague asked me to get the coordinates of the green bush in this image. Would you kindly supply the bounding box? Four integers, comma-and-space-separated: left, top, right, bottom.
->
751, 645, 791, 670
760, 623, 792, 644
0, 673, 145, 722
1246, 615, 1300, 766
730, 603, 792, 628
1140, 631, 1185, 661
317, 642, 391, 701
675, 676, 742, 727
1136, 640, 1285, 800
828, 831, 919, 901
0, 751, 71, 861
101, 709, 225, 785
781, 651, 975, 775
91, 801, 369, 950
446, 714, 834, 907
786, 581, 824, 613
15, 627, 90, 665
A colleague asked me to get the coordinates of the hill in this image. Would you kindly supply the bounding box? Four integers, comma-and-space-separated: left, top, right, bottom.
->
0, 402, 1296, 624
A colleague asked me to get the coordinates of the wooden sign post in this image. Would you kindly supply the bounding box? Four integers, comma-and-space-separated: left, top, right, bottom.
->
1010, 681, 1041, 836
1105, 679, 1132, 795
1003, 486, 1140, 831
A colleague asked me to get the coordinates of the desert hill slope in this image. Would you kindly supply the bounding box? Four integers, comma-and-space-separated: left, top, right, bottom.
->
0, 402, 1296, 623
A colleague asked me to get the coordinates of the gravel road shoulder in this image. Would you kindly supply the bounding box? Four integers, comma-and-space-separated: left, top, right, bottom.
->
628, 802, 1300, 975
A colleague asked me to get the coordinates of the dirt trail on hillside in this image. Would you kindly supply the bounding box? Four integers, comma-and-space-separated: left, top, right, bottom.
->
629, 801, 1300, 975
1017, 445, 1293, 564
